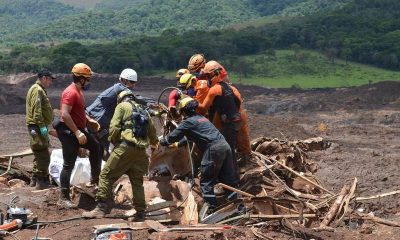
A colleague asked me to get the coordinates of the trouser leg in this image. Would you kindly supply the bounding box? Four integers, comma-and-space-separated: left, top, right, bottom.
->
220, 122, 241, 178
218, 142, 239, 201
82, 130, 102, 184
127, 147, 149, 212
56, 124, 79, 190
200, 146, 221, 207
28, 125, 50, 178
95, 144, 129, 202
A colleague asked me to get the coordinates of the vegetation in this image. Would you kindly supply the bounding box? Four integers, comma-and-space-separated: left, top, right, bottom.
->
1, 0, 350, 43
226, 50, 400, 88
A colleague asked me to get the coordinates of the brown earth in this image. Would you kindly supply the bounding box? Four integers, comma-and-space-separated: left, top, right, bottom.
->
1, 74, 400, 239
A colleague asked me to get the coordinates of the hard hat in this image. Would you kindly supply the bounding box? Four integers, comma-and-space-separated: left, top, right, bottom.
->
188, 54, 206, 73
71, 63, 92, 78
176, 69, 190, 79
178, 73, 196, 90
179, 97, 197, 112
119, 68, 138, 82
202, 60, 223, 76
117, 89, 134, 103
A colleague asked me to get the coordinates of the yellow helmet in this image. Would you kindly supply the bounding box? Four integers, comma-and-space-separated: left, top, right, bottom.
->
175, 68, 190, 79
179, 96, 195, 111
178, 73, 196, 90
188, 54, 206, 73
71, 63, 92, 78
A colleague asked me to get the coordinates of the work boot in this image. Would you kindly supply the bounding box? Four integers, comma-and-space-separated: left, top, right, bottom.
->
82, 202, 109, 218
57, 188, 77, 209
35, 176, 50, 190
131, 210, 145, 222
29, 175, 37, 187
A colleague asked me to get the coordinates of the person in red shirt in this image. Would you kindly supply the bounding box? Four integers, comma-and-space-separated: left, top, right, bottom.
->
54, 63, 102, 209
168, 69, 190, 109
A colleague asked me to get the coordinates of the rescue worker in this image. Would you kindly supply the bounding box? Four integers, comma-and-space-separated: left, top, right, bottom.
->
177, 73, 209, 104
197, 61, 243, 177
201, 61, 251, 163
25, 69, 55, 190
159, 97, 238, 212
188, 53, 231, 83
86, 68, 156, 161
54, 63, 102, 209
83, 90, 158, 220
168, 68, 190, 109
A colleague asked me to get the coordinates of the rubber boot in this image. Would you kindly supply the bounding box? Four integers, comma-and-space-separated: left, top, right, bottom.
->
29, 175, 37, 187
35, 176, 50, 190
57, 188, 77, 209
131, 210, 145, 222
82, 202, 109, 218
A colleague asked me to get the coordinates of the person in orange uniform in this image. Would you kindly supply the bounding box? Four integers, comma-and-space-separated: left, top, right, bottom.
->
177, 73, 209, 104
197, 61, 242, 177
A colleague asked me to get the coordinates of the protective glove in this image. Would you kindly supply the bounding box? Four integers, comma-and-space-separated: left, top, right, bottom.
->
88, 119, 100, 132
159, 138, 169, 147
40, 126, 48, 137
168, 142, 179, 148
74, 130, 87, 145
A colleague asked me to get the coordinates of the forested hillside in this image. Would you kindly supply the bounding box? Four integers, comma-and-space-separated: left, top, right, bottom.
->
0, 0, 78, 39
1, 0, 350, 43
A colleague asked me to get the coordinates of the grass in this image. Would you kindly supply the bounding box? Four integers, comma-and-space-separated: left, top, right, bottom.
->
229, 50, 400, 88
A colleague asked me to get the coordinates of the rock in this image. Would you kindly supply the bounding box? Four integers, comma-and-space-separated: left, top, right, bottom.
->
0, 176, 8, 185
8, 179, 26, 189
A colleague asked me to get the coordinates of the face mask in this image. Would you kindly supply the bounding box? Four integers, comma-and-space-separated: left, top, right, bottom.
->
207, 78, 212, 88
81, 79, 91, 91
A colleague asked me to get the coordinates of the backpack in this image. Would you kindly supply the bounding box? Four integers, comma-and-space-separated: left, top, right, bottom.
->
128, 101, 150, 138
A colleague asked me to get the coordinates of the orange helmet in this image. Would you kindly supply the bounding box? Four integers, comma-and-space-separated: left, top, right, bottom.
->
175, 68, 190, 79
71, 63, 92, 78
202, 60, 223, 76
188, 54, 206, 73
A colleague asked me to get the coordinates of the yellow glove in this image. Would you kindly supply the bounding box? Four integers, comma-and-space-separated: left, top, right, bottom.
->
168, 142, 179, 148
74, 130, 87, 145
88, 119, 100, 132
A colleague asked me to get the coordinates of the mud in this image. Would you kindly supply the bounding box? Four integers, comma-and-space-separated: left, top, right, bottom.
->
1, 75, 400, 239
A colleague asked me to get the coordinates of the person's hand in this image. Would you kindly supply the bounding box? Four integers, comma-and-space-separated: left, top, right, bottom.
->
168, 142, 179, 148
48, 129, 58, 138
88, 119, 100, 132
39, 126, 48, 137
74, 130, 87, 145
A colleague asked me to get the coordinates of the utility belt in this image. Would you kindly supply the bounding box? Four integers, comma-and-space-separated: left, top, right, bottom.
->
220, 114, 242, 123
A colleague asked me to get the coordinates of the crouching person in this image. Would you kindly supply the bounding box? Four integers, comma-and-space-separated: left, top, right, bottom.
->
83, 90, 158, 221
160, 97, 239, 212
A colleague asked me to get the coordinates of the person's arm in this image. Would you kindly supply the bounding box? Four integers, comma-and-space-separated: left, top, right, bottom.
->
61, 103, 87, 144
31, 88, 45, 127
197, 85, 221, 116
164, 120, 191, 144
147, 115, 159, 146
108, 104, 124, 144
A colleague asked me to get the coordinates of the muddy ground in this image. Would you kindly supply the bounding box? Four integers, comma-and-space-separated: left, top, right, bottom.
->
0, 74, 400, 239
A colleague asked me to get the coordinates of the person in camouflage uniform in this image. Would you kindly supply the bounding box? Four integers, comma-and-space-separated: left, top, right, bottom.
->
83, 90, 158, 221
26, 69, 55, 190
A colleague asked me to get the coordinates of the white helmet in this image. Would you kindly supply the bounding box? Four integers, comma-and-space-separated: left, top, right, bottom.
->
119, 68, 138, 82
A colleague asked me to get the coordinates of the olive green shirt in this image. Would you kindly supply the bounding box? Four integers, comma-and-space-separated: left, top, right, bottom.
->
26, 80, 53, 127
108, 100, 158, 148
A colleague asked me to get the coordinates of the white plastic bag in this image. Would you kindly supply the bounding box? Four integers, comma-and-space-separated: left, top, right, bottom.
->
49, 149, 93, 186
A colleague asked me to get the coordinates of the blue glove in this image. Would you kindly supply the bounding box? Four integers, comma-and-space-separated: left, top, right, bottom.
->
159, 138, 169, 147
40, 126, 48, 137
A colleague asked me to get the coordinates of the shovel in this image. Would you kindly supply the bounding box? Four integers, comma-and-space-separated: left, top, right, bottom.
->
145, 220, 232, 232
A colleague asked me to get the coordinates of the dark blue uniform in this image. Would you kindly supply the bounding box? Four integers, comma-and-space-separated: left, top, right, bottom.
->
86, 83, 156, 151
163, 114, 239, 207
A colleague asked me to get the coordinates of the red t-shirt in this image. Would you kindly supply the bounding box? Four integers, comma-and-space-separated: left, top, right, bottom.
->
60, 83, 86, 129
168, 89, 178, 107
